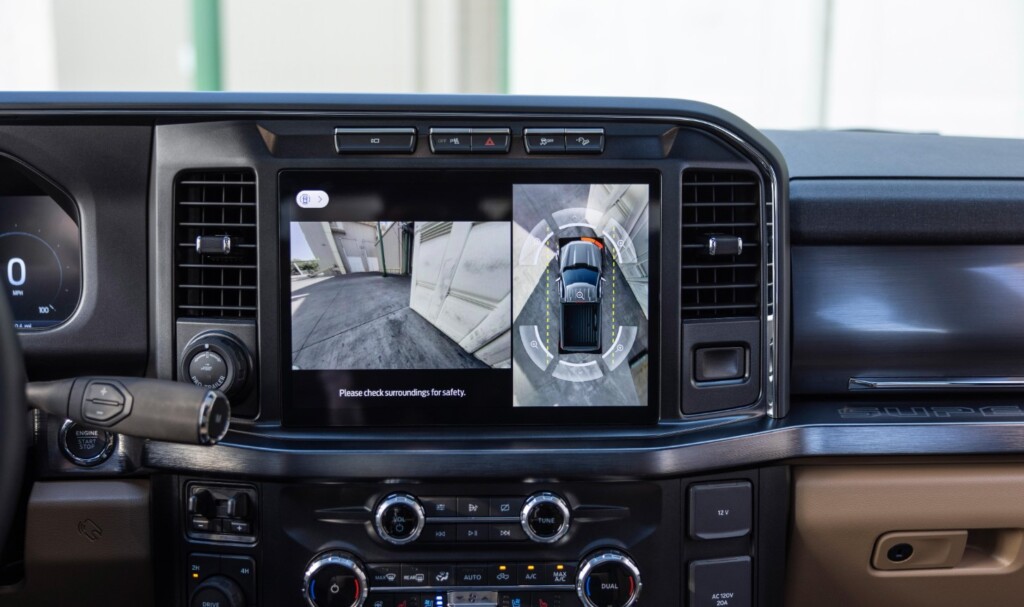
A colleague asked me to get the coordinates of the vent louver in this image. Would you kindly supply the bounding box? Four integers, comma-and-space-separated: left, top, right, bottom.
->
681, 170, 762, 319
174, 170, 258, 319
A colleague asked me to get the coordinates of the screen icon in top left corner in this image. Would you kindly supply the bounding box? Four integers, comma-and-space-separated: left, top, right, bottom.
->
295, 190, 329, 209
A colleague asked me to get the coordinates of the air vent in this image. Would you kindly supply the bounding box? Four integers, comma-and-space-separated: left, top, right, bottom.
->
175, 170, 257, 318
681, 170, 761, 319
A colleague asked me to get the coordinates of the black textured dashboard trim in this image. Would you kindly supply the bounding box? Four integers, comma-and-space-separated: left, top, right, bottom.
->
791, 179, 1024, 244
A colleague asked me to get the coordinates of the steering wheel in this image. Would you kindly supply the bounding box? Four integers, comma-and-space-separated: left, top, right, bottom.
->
0, 294, 25, 550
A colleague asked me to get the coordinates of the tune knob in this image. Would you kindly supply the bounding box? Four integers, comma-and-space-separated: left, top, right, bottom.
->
191, 575, 246, 607
577, 551, 642, 607
180, 331, 253, 397
373, 493, 425, 545
303, 552, 368, 607
520, 492, 571, 543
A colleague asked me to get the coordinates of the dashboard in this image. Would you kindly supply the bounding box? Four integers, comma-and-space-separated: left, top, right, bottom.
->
4, 93, 1024, 607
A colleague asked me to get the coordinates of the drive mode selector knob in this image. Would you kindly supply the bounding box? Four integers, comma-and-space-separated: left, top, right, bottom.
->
191, 575, 246, 607
577, 551, 642, 607
520, 492, 571, 543
303, 552, 368, 607
373, 493, 425, 545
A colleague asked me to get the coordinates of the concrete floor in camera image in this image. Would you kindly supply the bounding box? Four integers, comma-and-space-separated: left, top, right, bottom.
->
512, 183, 650, 407
290, 273, 486, 370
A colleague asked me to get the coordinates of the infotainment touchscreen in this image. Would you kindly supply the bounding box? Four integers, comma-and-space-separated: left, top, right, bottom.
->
281, 171, 659, 426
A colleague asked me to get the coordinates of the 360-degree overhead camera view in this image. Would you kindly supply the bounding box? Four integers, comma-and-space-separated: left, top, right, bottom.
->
5, 1, 1024, 606
511, 183, 650, 407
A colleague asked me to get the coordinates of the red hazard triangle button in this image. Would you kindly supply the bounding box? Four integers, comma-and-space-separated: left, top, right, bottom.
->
471, 129, 510, 153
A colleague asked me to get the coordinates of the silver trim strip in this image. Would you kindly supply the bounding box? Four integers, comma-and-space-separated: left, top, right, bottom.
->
147, 415, 1024, 479
850, 377, 1024, 391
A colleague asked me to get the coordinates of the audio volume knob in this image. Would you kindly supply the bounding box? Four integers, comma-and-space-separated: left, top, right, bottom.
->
303, 552, 368, 607
520, 492, 571, 543
191, 575, 246, 607
577, 551, 642, 607
373, 493, 425, 545
180, 331, 253, 397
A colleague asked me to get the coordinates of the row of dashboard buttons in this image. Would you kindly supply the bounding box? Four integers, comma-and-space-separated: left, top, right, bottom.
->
366, 590, 578, 607
423, 522, 526, 542
421, 496, 524, 518
368, 562, 577, 588
334, 128, 604, 154
429, 129, 511, 153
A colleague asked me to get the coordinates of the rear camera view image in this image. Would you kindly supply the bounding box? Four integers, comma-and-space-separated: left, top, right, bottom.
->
512, 184, 650, 407
290, 221, 512, 370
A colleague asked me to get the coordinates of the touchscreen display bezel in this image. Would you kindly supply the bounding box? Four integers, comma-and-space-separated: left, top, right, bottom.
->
280, 169, 661, 427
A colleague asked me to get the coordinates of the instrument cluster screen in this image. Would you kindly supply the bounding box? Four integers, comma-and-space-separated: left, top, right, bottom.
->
1, 195, 82, 330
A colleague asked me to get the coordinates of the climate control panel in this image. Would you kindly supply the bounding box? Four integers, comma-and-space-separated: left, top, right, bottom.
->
172, 471, 786, 606
300, 551, 639, 607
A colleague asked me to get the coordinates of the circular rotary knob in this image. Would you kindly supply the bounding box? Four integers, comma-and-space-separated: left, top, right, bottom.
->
520, 492, 571, 543
373, 493, 425, 545
577, 551, 642, 607
191, 575, 246, 607
303, 552, 368, 607
180, 331, 253, 397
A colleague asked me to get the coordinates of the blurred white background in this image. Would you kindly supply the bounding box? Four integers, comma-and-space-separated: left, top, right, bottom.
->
1, 0, 1021, 137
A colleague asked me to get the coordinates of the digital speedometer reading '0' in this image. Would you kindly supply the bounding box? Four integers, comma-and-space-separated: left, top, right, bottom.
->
1, 195, 82, 330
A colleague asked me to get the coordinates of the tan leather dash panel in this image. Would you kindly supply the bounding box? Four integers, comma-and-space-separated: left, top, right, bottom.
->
787, 464, 1024, 607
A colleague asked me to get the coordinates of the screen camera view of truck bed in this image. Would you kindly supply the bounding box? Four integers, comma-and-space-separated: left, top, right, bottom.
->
288, 182, 649, 408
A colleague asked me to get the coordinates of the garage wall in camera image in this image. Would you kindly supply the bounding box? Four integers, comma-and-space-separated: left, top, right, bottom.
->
511, 184, 650, 407
290, 221, 512, 371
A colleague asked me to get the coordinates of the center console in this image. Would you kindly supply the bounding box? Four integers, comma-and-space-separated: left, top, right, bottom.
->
140, 95, 789, 607
171, 470, 786, 607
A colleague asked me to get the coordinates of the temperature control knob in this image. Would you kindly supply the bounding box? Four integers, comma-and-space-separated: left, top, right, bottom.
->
520, 492, 571, 543
303, 552, 368, 607
373, 493, 425, 545
577, 551, 642, 607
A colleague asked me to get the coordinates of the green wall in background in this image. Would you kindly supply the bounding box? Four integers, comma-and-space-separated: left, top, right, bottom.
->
192, 0, 222, 91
